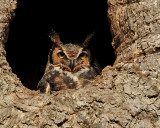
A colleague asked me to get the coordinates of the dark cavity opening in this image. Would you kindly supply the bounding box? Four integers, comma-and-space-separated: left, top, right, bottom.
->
5, 0, 115, 90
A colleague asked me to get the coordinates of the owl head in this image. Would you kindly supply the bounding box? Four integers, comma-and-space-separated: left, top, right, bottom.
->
49, 31, 94, 73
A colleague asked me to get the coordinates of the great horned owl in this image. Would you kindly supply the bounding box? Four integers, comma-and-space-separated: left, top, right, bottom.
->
37, 31, 100, 94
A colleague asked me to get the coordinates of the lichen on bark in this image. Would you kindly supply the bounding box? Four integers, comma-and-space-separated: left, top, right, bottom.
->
0, 0, 160, 127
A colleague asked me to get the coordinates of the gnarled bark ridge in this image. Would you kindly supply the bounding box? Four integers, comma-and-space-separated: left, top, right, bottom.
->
0, 0, 160, 127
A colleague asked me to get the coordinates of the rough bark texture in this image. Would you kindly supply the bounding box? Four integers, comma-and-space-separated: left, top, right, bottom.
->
0, 0, 160, 128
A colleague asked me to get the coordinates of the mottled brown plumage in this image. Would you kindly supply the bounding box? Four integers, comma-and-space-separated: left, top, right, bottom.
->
37, 31, 100, 94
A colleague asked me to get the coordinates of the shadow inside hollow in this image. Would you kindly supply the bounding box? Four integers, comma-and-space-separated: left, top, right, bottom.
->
5, 0, 115, 90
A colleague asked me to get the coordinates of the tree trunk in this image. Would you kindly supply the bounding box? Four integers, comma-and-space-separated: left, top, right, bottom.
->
0, 0, 160, 127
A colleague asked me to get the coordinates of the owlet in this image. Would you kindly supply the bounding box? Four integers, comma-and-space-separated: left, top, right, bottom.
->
37, 31, 100, 94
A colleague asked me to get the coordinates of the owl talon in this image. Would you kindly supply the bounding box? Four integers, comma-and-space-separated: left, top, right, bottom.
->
37, 81, 50, 94
45, 83, 51, 94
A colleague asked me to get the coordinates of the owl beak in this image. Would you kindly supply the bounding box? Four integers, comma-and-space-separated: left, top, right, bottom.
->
70, 60, 75, 70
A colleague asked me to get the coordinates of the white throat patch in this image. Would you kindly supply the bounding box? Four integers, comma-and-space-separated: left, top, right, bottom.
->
54, 67, 89, 82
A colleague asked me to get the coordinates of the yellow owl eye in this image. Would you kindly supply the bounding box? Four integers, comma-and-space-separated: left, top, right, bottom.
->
79, 53, 88, 59
57, 52, 66, 59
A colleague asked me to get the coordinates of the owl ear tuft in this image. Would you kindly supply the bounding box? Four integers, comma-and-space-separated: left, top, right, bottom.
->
50, 30, 63, 46
83, 31, 95, 48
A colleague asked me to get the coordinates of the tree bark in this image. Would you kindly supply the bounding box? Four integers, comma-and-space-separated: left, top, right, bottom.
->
0, 0, 160, 128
